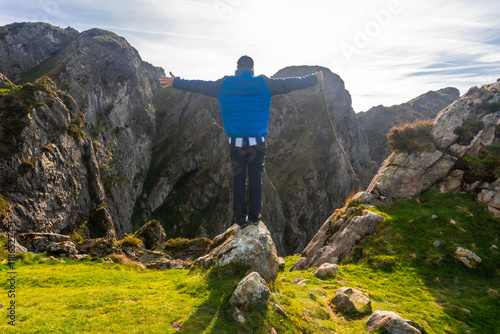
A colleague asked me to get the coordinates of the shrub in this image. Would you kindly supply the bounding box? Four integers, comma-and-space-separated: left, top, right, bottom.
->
458, 145, 500, 183
453, 120, 484, 146
18, 158, 38, 176
117, 235, 144, 248
387, 120, 435, 152
67, 113, 85, 140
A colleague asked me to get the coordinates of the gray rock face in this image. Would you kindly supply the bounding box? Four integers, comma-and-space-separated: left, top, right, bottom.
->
0, 22, 79, 83
292, 210, 384, 271
194, 221, 279, 283
366, 310, 423, 334
48, 28, 158, 237
367, 150, 456, 199
0, 76, 115, 239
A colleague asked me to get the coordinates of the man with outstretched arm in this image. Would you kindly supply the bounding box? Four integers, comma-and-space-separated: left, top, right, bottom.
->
160, 56, 323, 228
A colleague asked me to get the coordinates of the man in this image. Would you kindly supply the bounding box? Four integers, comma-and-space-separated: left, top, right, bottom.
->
160, 56, 323, 228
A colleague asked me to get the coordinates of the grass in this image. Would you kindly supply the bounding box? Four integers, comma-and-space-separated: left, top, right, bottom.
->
1, 189, 499, 333
387, 119, 435, 153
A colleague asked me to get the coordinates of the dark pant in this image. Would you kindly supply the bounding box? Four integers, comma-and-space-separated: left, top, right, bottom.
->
229, 142, 267, 224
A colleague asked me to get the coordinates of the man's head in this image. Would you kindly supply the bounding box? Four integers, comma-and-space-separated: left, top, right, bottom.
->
237, 55, 254, 72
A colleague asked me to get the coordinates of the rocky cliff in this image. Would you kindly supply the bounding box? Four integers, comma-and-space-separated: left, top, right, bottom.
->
0, 22, 369, 255
357, 87, 460, 165
295, 78, 500, 270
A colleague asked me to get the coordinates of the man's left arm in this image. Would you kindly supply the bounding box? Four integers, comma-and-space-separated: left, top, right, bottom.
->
264, 71, 323, 96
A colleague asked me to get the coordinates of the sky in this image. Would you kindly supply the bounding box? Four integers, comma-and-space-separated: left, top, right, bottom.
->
0, 0, 499, 112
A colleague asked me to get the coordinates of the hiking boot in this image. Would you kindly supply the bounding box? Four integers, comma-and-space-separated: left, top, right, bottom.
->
237, 221, 250, 229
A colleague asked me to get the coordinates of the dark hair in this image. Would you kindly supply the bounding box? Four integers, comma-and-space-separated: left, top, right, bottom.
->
237, 55, 254, 69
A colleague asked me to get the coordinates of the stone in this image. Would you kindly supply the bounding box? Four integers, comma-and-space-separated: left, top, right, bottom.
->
133, 220, 167, 251
194, 222, 279, 283
312, 263, 339, 278
366, 310, 423, 334
455, 247, 482, 269
439, 169, 464, 193
229, 272, 270, 306
331, 287, 371, 315
433, 240, 442, 248
46, 241, 78, 257
487, 288, 498, 297
278, 257, 286, 271
292, 278, 309, 286
478, 185, 500, 217
13, 239, 28, 253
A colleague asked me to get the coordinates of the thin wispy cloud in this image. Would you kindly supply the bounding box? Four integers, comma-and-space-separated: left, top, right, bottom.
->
0, 0, 498, 111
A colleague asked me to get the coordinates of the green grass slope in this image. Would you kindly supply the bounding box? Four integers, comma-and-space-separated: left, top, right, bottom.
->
1, 189, 499, 333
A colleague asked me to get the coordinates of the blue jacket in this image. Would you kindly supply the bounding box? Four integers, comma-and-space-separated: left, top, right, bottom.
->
173, 71, 318, 137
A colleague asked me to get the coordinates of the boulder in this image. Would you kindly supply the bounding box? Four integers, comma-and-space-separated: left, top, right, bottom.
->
133, 220, 166, 251
455, 247, 482, 269
366, 310, 424, 334
229, 271, 270, 324
18, 233, 71, 253
194, 222, 279, 283
77, 238, 123, 258
229, 271, 270, 306
312, 263, 339, 278
45, 241, 78, 257
292, 210, 384, 271
278, 257, 286, 271
331, 287, 371, 315
478, 178, 500, 217
439, 169, 464, 193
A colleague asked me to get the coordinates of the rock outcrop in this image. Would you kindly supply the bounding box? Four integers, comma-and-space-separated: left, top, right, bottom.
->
0, 23, 160, 240
367, 80, 500, 204
194, 221, 279, 283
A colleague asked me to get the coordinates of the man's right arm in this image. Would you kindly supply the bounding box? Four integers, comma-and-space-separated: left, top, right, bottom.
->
264, 71, 323, 96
